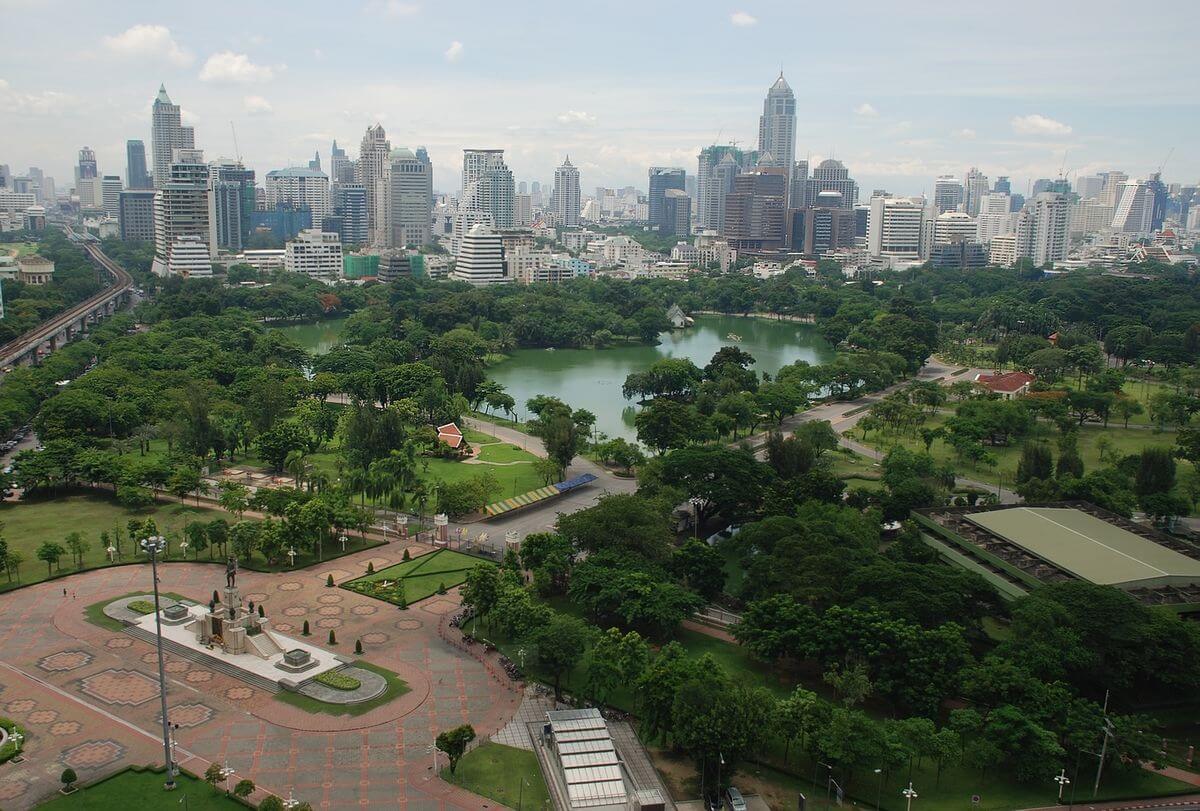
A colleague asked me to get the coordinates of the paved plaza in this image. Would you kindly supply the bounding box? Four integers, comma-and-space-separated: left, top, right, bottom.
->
0, 540, 525, 809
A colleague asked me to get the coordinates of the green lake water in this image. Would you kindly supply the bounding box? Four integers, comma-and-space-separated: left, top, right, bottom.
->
275, 314, 834, 443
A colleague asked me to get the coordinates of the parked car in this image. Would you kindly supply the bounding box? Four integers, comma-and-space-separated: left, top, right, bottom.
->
725, 788, 747, 811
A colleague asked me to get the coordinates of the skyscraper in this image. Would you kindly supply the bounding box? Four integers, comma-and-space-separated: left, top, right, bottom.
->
552, 156, 581, 227
1111, 181, 1155, 233
648, 167, 686, 228
265, 167, 330, 225
330, 141, 354, 184
75, 147, 99, 207
805, 160, 858, 210
867, 195, 933, 262
100, 175, 122, 218
118, 189, 156, 241
208, 159, 256, 252
126, 140, 152, 190
380, 147, 433, 248
151, 85, 195, 188
757, 72, 796, 194
462, 150, 514, 229
662, 189, 691, 237
722, 169, 787, 251
933, 176, 964, 213
152, 152, 213, 277
451, 224, 507, 285
356, 124, 391, 237
330, 182, 369, 246
1027, 192, 1070, 265
697, 145, 757, 230
964, 167, 989, 216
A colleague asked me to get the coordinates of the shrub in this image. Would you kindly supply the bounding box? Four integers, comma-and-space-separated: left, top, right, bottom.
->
437, 581, 447, 595
326, 573, 334, 587
402, 548, 411, 562
259, 796, 285, 811
355, 638, 363, 655
328, 629, 337, 645
314, 670, 361, 691
60, 768, 77, 792
127, 599, 156, 614
257, 604, 265, 617
302, 620, 310, 636
234, 779, 256, 799
366, 561, 375, 574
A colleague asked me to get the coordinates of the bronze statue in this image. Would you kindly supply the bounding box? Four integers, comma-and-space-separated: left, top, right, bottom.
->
225, 556, 238, 588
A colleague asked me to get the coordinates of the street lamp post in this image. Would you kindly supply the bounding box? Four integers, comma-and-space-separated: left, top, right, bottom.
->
141, 535, 176, 791
283, 790, 299, 810
902, 781, 918, 811
1055, 768, 1071, 804
339, 533, 348, 553
9, 730, 24, 763
818, 762, 832, 809
689, 497, 702, 539
874, 768, 884, 810
219, 762, 235, 794
287, 547, 297, 567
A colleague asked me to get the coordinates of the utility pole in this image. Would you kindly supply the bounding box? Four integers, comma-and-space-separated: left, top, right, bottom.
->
142, 535, 176, 791
1093, 689, 1113, 798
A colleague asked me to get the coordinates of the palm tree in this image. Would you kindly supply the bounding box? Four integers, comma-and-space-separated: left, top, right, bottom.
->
284, 450, 311, 491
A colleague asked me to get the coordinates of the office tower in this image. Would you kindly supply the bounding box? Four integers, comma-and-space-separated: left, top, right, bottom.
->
697, 145, 754, 230
662, 188, 691, 237
722, 169, 787, 251
284, 229, 343, 277
209, 159, 256, 252
126, 140, 152, 190
330, 141, 354, 184
1099, 171, 1129, 207
1069, 199, 1115, 238
976, 193, 1016, 243
462, 148, 505, 190
1111, 181, 1155, 233
151, 85, 195, 188
964, 167, 989, 215
1146, 172, 1168, 231
461, 150, 515, 229
518, 181, 528, 195
514, 194, 533, 227
0, 165, 8, 189
308, 151, 322, 172
1031, 178, 1054, 197
552, 156, 581, 227
1075, 175, 1104, 200
993, 176, 1012, 195
786, 203, 855, 255
452, 224, 507, 284
379, 147, 433, 247
356, 124, 391, 236
331, 182, 368, 246
265, 166, 330, 225
930, 241, 989, 270
100, 176, 122, 218
152, 153, 213, 276
789, 160, 809, 210
118, 189, 156, 241
934, 176, 964, 213
75, 147, 99, 207
1027, 192, 1070, 265
805, 159, 858, 210
932, 211, 977, 245
757, 72, 796, 189
648, 167, 686, 227
531, 181, 543, 208
867, 196, 931, 261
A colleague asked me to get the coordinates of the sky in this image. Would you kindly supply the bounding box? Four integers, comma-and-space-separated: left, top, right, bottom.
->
1, 0, 1198, 198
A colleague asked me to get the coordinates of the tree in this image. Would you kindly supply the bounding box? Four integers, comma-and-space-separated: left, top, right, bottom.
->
205, 763, 224, 790
255, 421, 310, 472
184, 520, 210, 559
634, 399, 709, 453
1113, 397, 1144, 428
1015, 443, 1053, 485
540, 414, 582, 479
594, 437, 645, 475
65, 531, 89, 569
234, 779, 256, 799
218, 480, 250, 518
530, 614, 591, 700
622, 358, 703, 401
36, 541, 66, 575
460, 564, 501, 623
584, 627, 650, 705
672, 539, 726, 600
435, 724, 477, 774
1134, 446, 1176, 501
824, 660, 873, 707
259, 797, 285, 811
168, 465, 202, 504
557, 493, 673, 563
658, 446, 773, 525
60, 768, 77, 792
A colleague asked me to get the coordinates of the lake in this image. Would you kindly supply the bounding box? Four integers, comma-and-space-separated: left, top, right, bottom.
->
275, 314, 835, 443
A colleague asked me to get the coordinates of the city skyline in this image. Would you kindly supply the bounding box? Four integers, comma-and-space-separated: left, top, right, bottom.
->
1, 0, 1197, 195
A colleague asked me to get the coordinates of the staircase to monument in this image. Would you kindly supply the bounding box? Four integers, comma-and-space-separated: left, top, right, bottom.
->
125, 625, 282, 693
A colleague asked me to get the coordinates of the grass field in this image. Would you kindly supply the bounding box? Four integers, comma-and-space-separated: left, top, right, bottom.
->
35, 765, 246, 810
274, 660, 410, 716
83, 590, 191, 632
440, 742, 552, 809
343, 548, 494, 605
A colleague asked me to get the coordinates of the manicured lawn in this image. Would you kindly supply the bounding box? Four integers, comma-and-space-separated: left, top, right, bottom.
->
35, 765, 246, 809
827, 449, 885, 491
440, 742, 551, 810
273, 660, 410, 717
476, 441, 537, 464
422, 455, 545, 500
343, 548, 494, 605
83, 590, 191, 632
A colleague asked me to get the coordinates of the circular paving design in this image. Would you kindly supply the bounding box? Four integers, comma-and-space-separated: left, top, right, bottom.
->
27, 710, 58, 724
273, 622, 293, 632
243, 592, 268, 603
361, 632, 389, 644
318, 594, 342, 604
395, 619, 423, 630
61, 739, 127, 771
185, 670, 213, 684
50, 721, 82, 736
351, 604, 378, 616
278, 581, 302, 592
6, 699, 35, 713
165, 660, 189, 673
318, 605, 342, 616
421, 598, 459, 615
0, 779, 29, 801
105, 637, 133, 649
283, 606, 307, 617
141, 652, 160, 664
316, 617, 342, 629
37, 650, 94, 672
224, 687, 253, 701
79, 669, 160, 707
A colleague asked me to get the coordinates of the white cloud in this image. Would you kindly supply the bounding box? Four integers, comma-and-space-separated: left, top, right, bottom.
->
951, 128, 977, 139
102, 24, 193, 67
1011, 114, 1072, 136
243, 95, 273, 115
557, 110, 596, 125
365, 0, 420, 17
730, 11, 757, 26
444, 41, 464, 62
199, 51, 281, 83
0, 78, 74, 115
854, 103, 878, 117
313, 48, 324, 59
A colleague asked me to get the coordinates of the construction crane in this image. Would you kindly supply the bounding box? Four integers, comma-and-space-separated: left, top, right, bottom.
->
230, 121, 242, 162
1158, 147, 1174, 176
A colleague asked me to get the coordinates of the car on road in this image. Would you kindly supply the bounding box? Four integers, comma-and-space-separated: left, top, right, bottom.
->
725, 787, 747, 811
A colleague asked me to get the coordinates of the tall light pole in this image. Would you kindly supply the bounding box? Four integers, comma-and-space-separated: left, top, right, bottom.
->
219, 762, 235, 794
902, 781, 918, 811
874, 767, 884, 810
1055, 768, 1071, 804
141, 535, 176, 791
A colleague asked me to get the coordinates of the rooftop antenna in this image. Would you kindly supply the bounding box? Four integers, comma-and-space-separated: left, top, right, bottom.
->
230, 121, 242, 163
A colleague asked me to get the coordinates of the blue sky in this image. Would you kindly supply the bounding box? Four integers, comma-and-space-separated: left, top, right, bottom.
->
1, 0, 1197, 196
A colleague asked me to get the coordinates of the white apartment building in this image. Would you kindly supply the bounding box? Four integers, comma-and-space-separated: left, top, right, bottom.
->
451, 224, 508, 285
1027, 193, 1071, 265
1070, 199, 1115, 239
552, 157, 581, 227
100, 176, 122, 219
989, 234, 1018, 266
867, 196, 931, 261
378, 147, 432, 248
266, 167, 331, 225
285, 229, 343, 277
152, 158, 213, 277
932, 212, 978, 245
1111, 181, 1155, 234
163, 235, 214, 278
514, 194, 533, 228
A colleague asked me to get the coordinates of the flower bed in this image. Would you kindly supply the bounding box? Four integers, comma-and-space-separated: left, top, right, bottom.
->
127, 599, 156, 614
314, 670, 361, 691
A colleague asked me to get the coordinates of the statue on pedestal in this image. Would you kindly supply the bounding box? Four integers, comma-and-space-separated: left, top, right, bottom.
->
225, 556, 238, 588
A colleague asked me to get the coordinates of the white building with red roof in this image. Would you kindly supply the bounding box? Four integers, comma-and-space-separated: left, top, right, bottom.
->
974, 371, 1035, 399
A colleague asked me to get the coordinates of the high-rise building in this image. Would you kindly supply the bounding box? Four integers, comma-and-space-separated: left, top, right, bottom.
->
932, 211, 978, 245
722, 169, 787, 251
964, 167, 990, 215
265, 167, 330, 225
209, 159, 256, 252
330, 182, 368, 246
789, 160, 809, 210
308, 151, 322, 172
1031, 178, 1055, 197
993, 176, 1012, 195
100, 175, 122, 218
662, 188, 691, 237
75, 147, 99, 207
648, 167, 686, 228
514, 194, 533, 227
451, 224, 507, 285
933, 176, 964, 213
1111, 180, 1155, 234
805, 159, 858, 210
118, 189, 156, 241
552, 156, 581, 227
1146, 172, 1168, 232
330, 140, 354, 184
152, 153, 213, 276
460, 150, 515, 230
1074, 175, 1104, 200
356, 125, 391, 237
867, 195, 933, 261
697, 146, 755, 230
379, 147, 432, 248
1026, 192, 1070, 265
284, 229, 343, 277
786, 203, 855, 255
976, 193, 1016, 243
1069, 199, 1114, 238
126, 140, 152, 189
151, 85, 195, 188
757, 72, 796, 193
